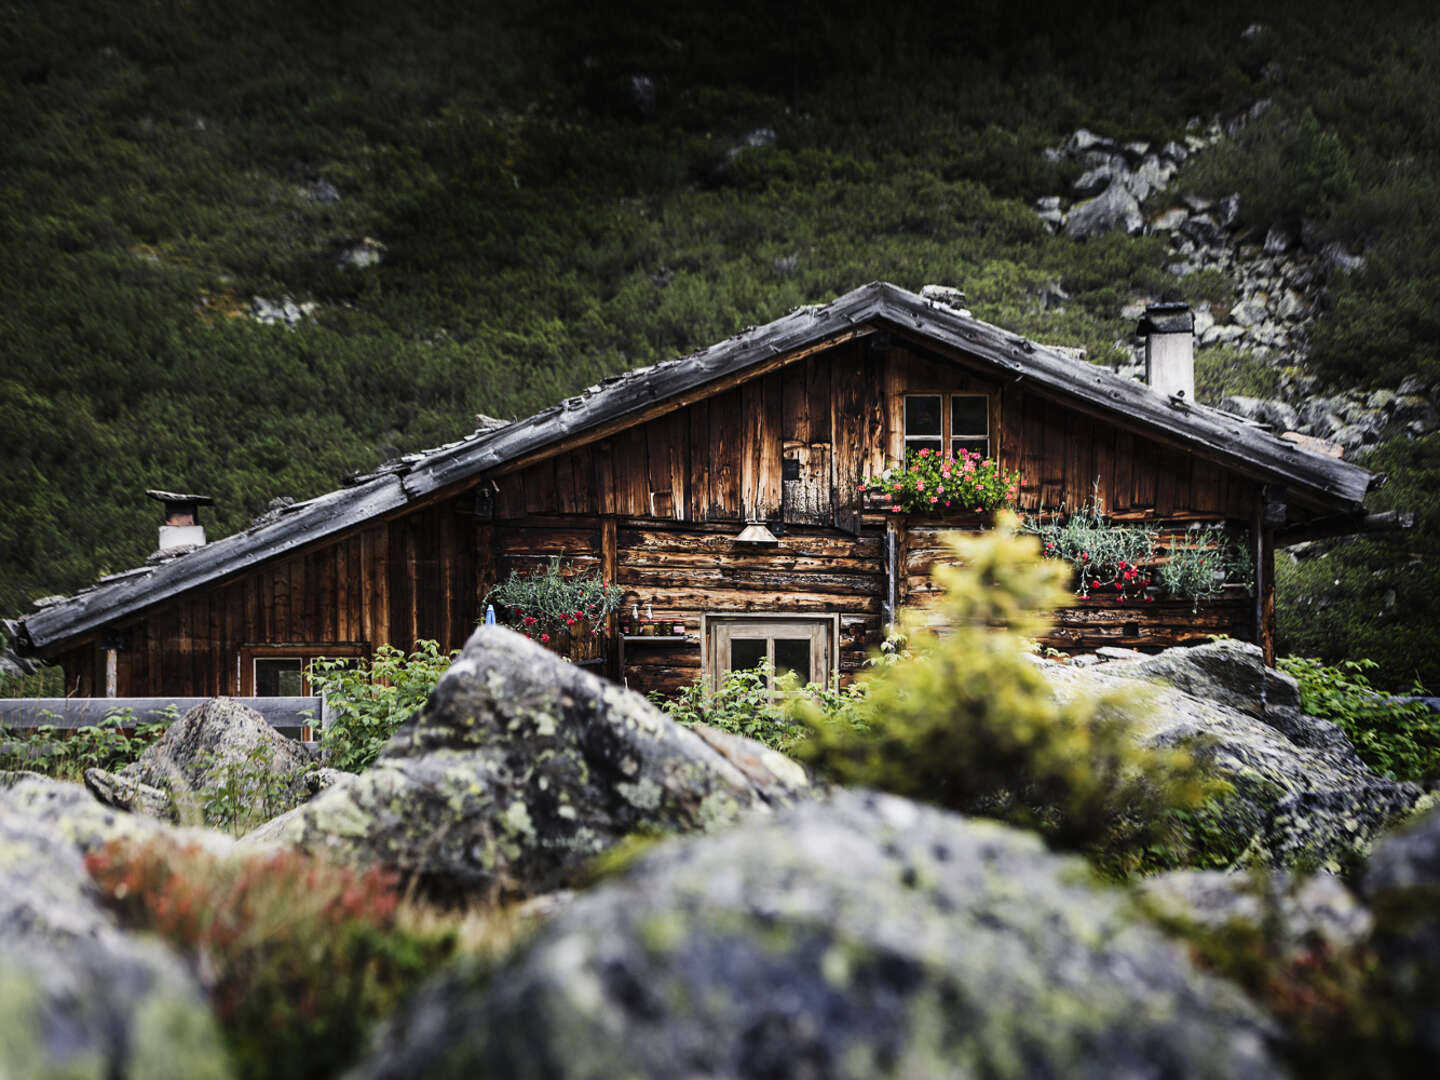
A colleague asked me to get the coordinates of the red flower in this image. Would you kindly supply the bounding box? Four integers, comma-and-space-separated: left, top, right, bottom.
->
1115, 582, 1123, 591
1081, 553, 1089, 561
890, 505, 902, 513
540, 633, 550, 643
523, 616, 536, 626
1118, 560, 1127, 570
858, 483, 868, 492
1144, 595, 1154, 603
929, 496, 938, 503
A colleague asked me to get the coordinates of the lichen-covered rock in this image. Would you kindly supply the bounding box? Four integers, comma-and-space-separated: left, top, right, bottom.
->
351, 790, 1283, 1079
87, 698, 313, 821
0, 793, 231, 1079
1065, 181, 1144, 239
246, 627, 807, 899
1047, 641, 1426, 870
1360, 807, 1440, 1060
1, 775, 233, 856
1140, 869, 1372, 951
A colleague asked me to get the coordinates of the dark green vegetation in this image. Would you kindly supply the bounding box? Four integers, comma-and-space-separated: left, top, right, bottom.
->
1279, 656, 1440, 784
310, 640, 456, 772
3, 0, 1439, 687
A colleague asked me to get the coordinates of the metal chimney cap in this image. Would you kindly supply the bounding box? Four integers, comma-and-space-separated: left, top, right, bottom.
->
146, 490, 215, 506
1137, 302, 1193, 335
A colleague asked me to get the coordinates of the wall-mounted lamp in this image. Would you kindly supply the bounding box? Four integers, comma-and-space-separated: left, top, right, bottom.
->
734, 519, 779, 545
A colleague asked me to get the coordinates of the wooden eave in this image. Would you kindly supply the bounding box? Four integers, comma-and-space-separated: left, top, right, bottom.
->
16, 281, 1373, 653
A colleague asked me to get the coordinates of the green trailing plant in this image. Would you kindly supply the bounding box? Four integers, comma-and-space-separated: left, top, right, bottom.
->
85, 837, 457, 1080
485, 556, 624, 647
793, 512, 1222, 855
310, 641, 456, 773
861, 446, 1021, 514
1278, 656, 1440, 783
1026, 504, 1251, 607
1024, 500, 1159, 602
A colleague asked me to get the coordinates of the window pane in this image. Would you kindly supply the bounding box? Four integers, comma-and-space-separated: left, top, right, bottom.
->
729, 638, 767, 672
255, 658, 304, 696
904, 395, 942, 437
952, 437, 990, 460
773, 638, 812, 686
952, 395, 988, 436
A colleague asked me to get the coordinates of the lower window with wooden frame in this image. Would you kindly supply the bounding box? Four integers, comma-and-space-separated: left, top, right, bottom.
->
702, 614, 838, 693
236, 643, 368, 697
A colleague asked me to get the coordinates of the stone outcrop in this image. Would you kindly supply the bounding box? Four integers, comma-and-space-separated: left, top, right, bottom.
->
1360, 806, 1440, 1059
1045, 641, 1428, 870
245, 626, 808, 900
1140, 869, 1372, 952
0, 779, 231, 1078
85, 698, 314, 822
351, 790, 1283, 1079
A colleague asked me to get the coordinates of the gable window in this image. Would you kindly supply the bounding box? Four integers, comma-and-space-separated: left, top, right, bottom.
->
904, 393, 991, 459
703, 614, 838, 693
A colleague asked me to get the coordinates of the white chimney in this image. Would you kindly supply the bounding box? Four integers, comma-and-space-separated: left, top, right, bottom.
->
1138, 302, 1194, 401
148, 490, 213, 551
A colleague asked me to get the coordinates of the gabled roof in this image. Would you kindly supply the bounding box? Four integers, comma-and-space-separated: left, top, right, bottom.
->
14, 281, 1374, 653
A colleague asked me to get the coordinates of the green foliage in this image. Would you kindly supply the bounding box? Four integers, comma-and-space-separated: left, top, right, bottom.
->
1278, 656, 1440, 783
1193, 344, 1282, 405
1025, 504, 1250, 607
1278, 433, 1440, 691
184, 740, 306, 835
311, 641, 455, 773
657, 662, 869, 753
0, 711, 170, 780
1024, 501, 1158, 600
795, 514, 1219, 854
861, 446, 1020, 514
86, 836, 456, 1080
1156, 523, 1255, 612
485, 556, 623, 645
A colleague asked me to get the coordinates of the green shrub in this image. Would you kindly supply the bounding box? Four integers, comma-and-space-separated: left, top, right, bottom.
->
86, 837, 456, 1080
1278, 656, 1440, 783
485, 555, 623, 645
311, 641, 455, 773
794, 513, 1219, 855
657, 662, 869, 753
0, 710, 169, 781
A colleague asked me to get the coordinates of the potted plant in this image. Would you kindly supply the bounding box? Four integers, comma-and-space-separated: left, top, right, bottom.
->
485, 557, 624, 661
860, 447, 1020, 517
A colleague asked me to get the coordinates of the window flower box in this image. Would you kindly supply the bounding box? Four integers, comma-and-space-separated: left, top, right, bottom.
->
860, 447, 1020, 516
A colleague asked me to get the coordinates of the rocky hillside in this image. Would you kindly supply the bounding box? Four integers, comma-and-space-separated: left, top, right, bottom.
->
2, 0, 1438, 687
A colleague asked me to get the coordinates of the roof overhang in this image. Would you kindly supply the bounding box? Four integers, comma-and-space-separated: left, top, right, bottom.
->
16, 281, 1374, 653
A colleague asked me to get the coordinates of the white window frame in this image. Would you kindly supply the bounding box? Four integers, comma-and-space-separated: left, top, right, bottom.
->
701, 613, 840, 693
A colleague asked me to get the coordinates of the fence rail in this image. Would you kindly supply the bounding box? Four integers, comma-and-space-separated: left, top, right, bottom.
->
0, 697, 322, 731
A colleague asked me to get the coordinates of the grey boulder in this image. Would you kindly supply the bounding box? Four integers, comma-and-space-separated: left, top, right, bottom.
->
85, 698, 313, 822
352, 790, 1283, 1080
247, 626, 808, 900
1047, 641, 1426, 870
0, 783, 231, 1079
1065, 182, 1144, 240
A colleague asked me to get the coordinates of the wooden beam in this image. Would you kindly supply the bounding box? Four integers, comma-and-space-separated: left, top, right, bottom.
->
1276, 509, 1416, 546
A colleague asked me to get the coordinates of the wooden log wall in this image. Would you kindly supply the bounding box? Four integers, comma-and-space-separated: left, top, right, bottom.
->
56, 330, 1275, 700
75, 497, 480, 698
612, 521, 885, 695
897, 520, 1256, 650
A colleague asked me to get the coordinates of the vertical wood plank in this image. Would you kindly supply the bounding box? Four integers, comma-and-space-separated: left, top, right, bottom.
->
373, 524, 390, 648
1064, 411, 1093, 509
831, 342, 864, 533
594, 438, 617, 516
806, 353, 832, 444
782, 362, 811, 444
1112, 431, 1134, 512
709, 389, 741, 520
687, 399, 711, 521
601, 516, 618, 680
440, 503, 456, 649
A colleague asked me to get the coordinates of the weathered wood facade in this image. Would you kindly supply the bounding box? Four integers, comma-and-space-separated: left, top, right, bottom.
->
18, 283, 1376, 700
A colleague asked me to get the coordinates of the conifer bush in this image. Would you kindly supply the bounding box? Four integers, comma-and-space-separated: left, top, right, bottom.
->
794, 513, 1219, 855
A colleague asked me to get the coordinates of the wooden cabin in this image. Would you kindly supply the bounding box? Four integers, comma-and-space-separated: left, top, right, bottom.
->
10, 283, 1380, 701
